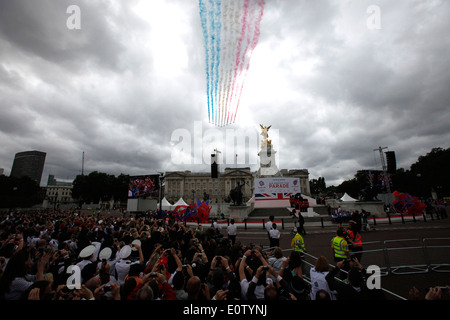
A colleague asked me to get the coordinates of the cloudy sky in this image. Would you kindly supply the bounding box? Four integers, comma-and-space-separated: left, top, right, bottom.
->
0, 0, 449, 187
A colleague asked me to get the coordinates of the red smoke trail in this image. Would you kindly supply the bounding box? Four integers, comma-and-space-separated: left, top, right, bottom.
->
233, 0, 264, 123
228, 0, 250, 125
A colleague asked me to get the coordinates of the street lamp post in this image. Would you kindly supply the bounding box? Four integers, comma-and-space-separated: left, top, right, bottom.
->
159, 173, 165, 214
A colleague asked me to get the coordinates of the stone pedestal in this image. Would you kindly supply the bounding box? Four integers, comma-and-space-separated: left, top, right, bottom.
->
228, 205, 251, 222
305, 207, 320, 217
257, 144, 281, 178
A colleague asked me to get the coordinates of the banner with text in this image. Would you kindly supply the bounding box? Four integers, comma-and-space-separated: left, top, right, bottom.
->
254, 177, 301, 201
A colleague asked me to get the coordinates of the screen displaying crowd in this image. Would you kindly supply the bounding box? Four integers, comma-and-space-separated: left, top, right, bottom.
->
128, 175, 159, 198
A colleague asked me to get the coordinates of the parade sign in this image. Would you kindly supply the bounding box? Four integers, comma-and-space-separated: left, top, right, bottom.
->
254, 177, 301, 201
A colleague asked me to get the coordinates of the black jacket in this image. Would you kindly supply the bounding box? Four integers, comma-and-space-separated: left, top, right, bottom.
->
325, 266, 367, 300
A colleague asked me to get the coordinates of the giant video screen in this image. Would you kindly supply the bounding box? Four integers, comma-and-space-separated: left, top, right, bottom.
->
128, 175, 159, 198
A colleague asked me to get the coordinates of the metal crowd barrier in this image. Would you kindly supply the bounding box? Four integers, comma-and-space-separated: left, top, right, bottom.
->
383, 239, 429, 275
353, 241, 390, 276
262, 246, 407, 300
422, 238, 450, 273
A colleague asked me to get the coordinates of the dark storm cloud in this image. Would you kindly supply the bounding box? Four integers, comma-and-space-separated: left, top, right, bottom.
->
0, 0, 132, 71
0, 0, 449, 188
251, 0, 450, 185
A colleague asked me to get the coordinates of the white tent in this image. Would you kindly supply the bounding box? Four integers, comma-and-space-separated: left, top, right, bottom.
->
172, 197, 189, 208
340, 193, 358, 202
157, 197, 173, 210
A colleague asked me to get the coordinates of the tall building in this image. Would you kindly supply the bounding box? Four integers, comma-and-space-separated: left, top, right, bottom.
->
10, 150, 46, 183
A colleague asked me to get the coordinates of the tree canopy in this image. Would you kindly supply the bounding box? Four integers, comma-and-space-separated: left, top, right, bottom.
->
72, 171, 129, 204
332, 147, 450, 199
0, 175, 43, 208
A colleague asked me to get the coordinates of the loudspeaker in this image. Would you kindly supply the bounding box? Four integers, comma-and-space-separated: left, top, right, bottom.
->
211, 154, 218, 178
385, 151, 396, 174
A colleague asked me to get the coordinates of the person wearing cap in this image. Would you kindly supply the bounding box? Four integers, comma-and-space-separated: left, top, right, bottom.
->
75, 245, 96, 284
115, 244, 144, 286
76, 245, 95, 272
97, 247, 119, 279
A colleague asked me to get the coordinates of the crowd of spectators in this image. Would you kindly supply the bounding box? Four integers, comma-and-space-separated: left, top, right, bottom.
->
330, 207, 370, 227
0, 209, 446, 301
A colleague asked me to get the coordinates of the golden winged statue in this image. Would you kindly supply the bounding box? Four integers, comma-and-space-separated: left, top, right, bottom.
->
260, 124, 272, 149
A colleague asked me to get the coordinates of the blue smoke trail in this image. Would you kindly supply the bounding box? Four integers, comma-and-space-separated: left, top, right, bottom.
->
199, 0, 211, 122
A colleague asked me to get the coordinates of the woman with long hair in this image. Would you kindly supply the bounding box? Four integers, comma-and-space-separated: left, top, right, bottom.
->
0, 249, 50, 300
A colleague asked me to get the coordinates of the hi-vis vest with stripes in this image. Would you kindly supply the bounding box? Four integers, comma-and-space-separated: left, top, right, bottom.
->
291, 233, 305, 252
331, 236, 348, 258
346, 229, 362, 247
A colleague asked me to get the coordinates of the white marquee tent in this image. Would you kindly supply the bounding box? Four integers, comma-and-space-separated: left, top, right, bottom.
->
340, 193, 358, 202
172, 197, 189, 208
157, 197, 173, 210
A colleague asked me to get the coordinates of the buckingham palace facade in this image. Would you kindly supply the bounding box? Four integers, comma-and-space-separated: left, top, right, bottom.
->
164, 168, 310, 204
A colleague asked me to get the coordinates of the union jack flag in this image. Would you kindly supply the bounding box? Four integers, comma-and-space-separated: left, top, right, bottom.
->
255, 193, 294, 201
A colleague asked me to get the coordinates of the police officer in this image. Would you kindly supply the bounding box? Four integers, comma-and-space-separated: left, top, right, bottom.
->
291, 227, 306, 254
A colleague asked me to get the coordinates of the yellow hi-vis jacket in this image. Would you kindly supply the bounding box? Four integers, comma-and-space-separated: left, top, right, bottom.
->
291, 233, 306, 252
331, 236, 349, 259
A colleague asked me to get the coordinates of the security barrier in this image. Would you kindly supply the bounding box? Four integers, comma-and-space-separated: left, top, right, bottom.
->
265, 247, 407, 300
422, 238, 450, 273
383, 239, 429, 275
354, 241, 389, 276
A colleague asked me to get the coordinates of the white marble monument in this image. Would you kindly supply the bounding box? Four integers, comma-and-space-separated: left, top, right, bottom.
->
256, 124, 281, 178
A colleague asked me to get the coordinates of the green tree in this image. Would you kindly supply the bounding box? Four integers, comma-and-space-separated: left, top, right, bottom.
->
310, 177, 327, 196
72, 171, 130, 205
335, 171, 368, 199
392, 147, 450, 198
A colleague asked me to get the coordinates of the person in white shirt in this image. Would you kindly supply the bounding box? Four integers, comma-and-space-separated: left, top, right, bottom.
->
309, 256, 336, 300
212, 218, 222, 231
268, 223, 280, 248
265, 216, 274, 232
0, 249, 50, 300
76, 245, 96, 283
265, 216, 274, 244
115, 244, 144, 286
227, 219, 237, 245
